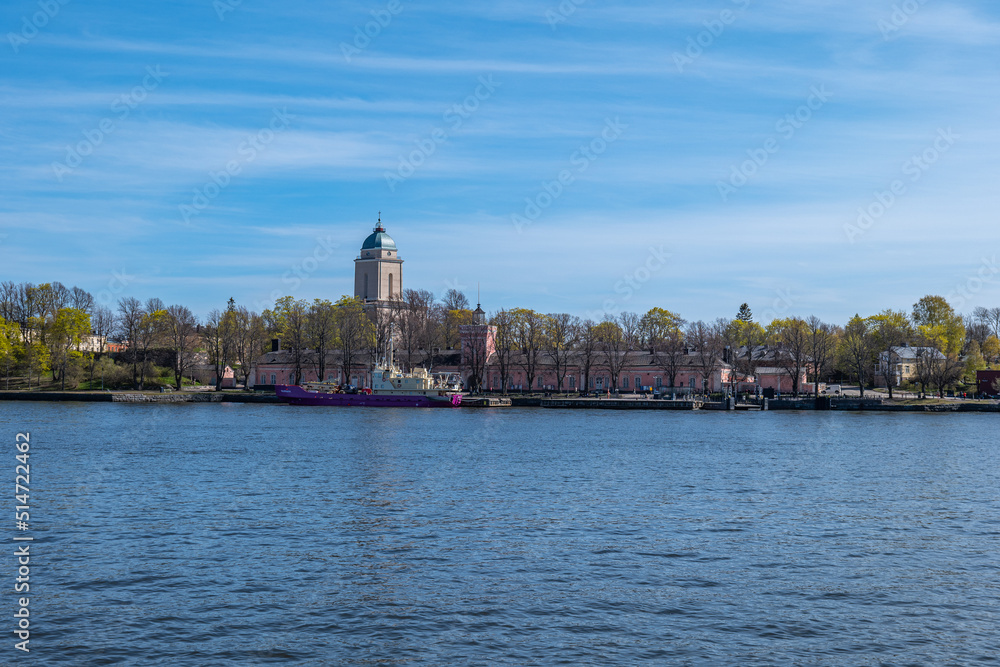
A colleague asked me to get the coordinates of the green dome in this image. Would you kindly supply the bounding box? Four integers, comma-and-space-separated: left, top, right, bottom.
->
361, 218, 396, 250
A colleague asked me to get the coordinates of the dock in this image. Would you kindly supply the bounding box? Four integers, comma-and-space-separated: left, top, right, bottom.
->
540, 398, 703, 410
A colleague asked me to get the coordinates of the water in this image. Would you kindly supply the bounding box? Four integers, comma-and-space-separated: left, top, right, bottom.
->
2, 403, 999, 665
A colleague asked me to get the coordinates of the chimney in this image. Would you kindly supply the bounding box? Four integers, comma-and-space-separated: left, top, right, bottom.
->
271, 338, 281, 352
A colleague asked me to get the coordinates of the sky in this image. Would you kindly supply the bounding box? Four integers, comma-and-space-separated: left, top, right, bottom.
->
1, 0, 999, 325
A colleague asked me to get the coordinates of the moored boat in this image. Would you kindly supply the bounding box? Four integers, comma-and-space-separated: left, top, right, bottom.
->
275, 364, 462, 408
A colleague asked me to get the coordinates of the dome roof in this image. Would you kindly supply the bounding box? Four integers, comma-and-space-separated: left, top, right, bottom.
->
361, 217, 397, 250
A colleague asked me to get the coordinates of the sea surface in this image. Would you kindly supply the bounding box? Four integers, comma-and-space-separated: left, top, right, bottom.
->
2, 402, 999, 665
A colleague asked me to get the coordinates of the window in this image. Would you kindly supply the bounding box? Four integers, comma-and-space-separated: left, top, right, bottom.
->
364, 274, 369, 299
635, 376, 641, 390
389, 274, 394, 297
690, 377, 696, 388
270, 374, 276, 384
590, 377, 595, 389
289, 373, 294, 384
537, 377, 543, 388
622, 376, 629, 389
569, 376, 576, 388
655, 376, 662, 388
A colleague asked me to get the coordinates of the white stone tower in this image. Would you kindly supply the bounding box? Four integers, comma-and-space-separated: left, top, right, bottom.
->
354, 214, 403, 303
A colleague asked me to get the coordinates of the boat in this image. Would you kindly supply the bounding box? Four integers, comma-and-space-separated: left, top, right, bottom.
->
275, 363, 463, 408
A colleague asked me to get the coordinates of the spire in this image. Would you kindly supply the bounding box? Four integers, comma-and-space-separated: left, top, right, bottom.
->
374, 211, 385, 233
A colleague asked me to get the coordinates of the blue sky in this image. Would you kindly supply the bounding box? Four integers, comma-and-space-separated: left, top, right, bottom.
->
2, 0, 999, 324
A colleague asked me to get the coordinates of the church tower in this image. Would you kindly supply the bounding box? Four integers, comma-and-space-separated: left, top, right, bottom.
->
354, 215, 403, 303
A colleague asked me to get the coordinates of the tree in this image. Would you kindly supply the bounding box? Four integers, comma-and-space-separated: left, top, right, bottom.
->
49, 308, 91, 389
983, 335, 1000, 367
722, 310, 765, 394
307, 299, 337, 382
575, 319, 599, 393
544, 313, 579, 393
511, 308, 545, 392
265, 297, 309, 385
134, 306, 169, 389
443, 308, 475, 350
685, 320, 722, 394
973, 306, 1000, 341
334, 296, 373, 386
442, 289, 470, 311
768, 317, 809, 396
89, 305, 115, 382
641, 307, 686, 390
596, 312, 639, 392
870, 309, 912, 399
0, 317, 22, 390
912, 295, 965, 397
232, 306, 268, 389
116, 297, 144, 388
165, 305, 198, 390
490, 309, 517, 393
839, 315, 874, 398
806, 316, 837, 399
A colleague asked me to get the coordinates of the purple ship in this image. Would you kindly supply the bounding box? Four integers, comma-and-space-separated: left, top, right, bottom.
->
275, 364, 462, 408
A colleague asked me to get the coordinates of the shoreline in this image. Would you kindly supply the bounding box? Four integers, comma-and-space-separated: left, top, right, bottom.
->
1, 391, 999, 411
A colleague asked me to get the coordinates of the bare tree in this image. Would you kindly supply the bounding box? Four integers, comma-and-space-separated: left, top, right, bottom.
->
839, 315, 874, 398
512, 308, 545, 392
544, 313, 579, 393
232, 306, 268, 390
974, 306, 1000, 341
442, 289, 470, 311
70, 286, 95, 313
335, 297, 373, 386
166, 304, 198, 390
116, 297, 144, 388
806, 316, 837, 399
686, 320, 722, 394
597, 312, 639, 392
490, 309, 517, 393
89, 305, 115, 382
307, 299, 337, 382
770, 317, 810, 396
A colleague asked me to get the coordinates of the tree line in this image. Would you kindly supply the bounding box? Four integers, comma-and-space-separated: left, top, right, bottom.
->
1, 279, 997, 396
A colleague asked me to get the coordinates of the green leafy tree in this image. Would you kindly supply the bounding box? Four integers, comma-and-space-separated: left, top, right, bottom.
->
982, 335, 1000, 367
49, 308, 91, 390
0, 317, 22, 390
912, 295, 966, 397
869, 309, 912, 399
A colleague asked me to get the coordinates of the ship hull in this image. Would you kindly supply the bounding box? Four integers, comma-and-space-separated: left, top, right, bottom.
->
275, 385, 461, 407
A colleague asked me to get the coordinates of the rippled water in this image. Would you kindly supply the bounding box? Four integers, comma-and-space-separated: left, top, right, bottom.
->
3, 403, 999, 664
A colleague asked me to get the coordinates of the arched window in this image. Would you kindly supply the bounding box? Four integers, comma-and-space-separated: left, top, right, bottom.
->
364, 274, 369, 299
388, 273, 394, 297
